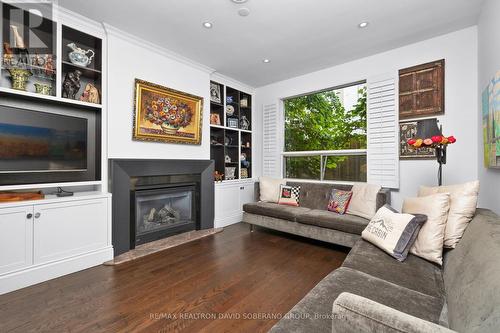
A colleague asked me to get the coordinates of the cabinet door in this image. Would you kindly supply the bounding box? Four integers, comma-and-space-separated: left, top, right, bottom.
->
215, 184, 242, 224
33, 199, 108, 265
0, 206, 33, 275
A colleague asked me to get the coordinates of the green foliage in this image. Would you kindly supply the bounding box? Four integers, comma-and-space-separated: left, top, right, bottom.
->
284, 87, 367, 178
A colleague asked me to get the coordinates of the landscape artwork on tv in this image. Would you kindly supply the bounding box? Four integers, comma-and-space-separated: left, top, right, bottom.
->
482, 70, 500, 168
0, 122, 87, 173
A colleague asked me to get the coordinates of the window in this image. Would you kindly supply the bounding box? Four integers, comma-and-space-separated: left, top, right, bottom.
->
283, 82, 367, 182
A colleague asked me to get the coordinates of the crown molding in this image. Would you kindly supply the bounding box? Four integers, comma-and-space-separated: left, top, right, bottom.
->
210, 72, 256, 94
55, 4, 105, 37
102, 23, 216, 74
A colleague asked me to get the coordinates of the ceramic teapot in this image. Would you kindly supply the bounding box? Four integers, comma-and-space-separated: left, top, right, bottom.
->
67, 42, 95, 67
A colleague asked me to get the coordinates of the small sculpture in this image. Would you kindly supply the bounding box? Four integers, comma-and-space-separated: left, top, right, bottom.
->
2, 43, 13, 66
214, 171, 224, 182
62, 70, 82, 99
34, 83, 52, 95
67, 42, 95, 67
240, 115, 250, 130
44, 55, 54, 77
10, 25, 25, 48
8, 68, 31, 91
80, 83, 100, 104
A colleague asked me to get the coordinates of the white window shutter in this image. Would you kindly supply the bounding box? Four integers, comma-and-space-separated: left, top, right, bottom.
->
367, 73, 400, 189
263, 103, 280, 177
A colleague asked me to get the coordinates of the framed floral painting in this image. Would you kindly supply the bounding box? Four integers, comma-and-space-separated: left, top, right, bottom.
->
133, 79, 203, 145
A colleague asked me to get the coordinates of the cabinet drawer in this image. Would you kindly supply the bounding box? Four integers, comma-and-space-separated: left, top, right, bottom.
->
33, 199, 108, 264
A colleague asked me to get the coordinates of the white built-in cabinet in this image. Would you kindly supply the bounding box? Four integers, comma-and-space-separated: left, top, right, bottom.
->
214, 180, 255, 227
0, 193, 112, 295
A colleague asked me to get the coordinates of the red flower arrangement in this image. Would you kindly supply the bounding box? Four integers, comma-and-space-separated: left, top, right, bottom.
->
407, 135, 456, 149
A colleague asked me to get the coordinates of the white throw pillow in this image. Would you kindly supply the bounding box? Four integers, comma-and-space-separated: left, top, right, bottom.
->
418, 180, 479, 248
362, 205, 427, 262
403, 193, 450, 265
347, 183, 382, 219
259, 177, 286, 203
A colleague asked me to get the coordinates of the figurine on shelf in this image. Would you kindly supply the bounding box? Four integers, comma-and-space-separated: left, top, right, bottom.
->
80, 83, 100, 104
225, 155, 232, 163
240, 153, 250, 168
31, 53, 44, 75
240, 115, 250, 130
44, 55, 54, 77
62, 70, 82, 99
10, 25, 25, 48
214, 171, 224, 182
67, 42, 95, 67
2, 43, 13, 67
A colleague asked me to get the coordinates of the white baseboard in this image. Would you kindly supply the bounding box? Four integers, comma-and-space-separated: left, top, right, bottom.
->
0, 246, 113, 295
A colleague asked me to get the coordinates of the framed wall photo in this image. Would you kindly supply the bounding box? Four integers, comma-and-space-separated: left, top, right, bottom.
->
227, 117, 239, 128
399, 120, 436, 159
133, 79, 203, 145
210, 82, 222, 104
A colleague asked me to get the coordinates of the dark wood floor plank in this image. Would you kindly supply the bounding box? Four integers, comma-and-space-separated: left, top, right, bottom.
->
0, 223, 347, 333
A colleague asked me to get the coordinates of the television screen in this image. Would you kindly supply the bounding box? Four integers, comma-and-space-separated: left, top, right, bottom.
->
0, 108, 87, 173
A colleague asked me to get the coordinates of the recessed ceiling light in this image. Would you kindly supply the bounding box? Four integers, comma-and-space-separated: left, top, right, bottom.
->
263, 59, 270, 63
231, 0, 248, 3
203, 21, 213, 29
238, 8, 250, 17
358, 22, 369, 28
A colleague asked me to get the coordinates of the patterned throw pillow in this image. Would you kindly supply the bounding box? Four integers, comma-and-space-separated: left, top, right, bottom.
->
327, 189, 353, 215
278, 185, 300, 206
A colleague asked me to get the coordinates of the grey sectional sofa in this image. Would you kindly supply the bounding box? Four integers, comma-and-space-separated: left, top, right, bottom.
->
270, 208, 500, 332
242, 181, 390, 248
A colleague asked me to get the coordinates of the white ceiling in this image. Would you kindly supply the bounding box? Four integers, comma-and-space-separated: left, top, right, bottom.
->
59, 0, 484, 87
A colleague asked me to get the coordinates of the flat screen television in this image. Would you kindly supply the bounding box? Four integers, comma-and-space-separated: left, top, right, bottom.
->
0, 100, 100, 186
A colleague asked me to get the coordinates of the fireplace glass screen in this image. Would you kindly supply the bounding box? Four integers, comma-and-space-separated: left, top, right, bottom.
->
135, 186, 195, 238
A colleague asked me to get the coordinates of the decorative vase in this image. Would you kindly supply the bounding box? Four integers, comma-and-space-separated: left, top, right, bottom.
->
10, 25, 25, 48
161, 123, 178, 134
67, 42, 95, 67
34, 83, 52, 95
8, 68, 31, 91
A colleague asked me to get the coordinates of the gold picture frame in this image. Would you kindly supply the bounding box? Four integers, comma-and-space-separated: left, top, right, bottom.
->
133, 79, 203, 145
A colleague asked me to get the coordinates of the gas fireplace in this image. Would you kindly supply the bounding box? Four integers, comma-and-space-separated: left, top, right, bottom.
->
132, 184, 197, 247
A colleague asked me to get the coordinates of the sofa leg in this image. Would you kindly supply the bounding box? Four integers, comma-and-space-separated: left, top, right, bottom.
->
249, 224, 254, 232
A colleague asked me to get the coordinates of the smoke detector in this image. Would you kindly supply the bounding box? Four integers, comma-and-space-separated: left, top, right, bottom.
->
238, 8, 250, 17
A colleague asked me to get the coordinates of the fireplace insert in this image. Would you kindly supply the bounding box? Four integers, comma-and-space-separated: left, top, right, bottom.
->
131, 183, 198, 247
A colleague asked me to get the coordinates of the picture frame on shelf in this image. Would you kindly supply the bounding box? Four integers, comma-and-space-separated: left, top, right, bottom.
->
227, 117, 239, 128
210, 82, 221, 104
133, 79, 203, 145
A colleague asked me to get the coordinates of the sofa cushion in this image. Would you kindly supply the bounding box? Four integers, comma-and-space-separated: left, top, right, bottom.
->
287, 182, 352, 210
242, 202, 310, 222
343, 240, 445, 299
296, 210, 369, 235
270, 267, 444, 333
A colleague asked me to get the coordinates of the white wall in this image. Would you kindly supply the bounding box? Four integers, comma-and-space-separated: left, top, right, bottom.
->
477, 0, 500, 214
105, 27, 212, 160
256, 27, 478, 210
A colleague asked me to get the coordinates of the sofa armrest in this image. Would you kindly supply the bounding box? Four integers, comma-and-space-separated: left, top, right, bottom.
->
332, 293, 455, 333
376, 188, 391, 210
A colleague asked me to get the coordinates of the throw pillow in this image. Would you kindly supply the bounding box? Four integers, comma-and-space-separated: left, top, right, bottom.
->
418, 180, 479, 248
259, 176, 286, 203
402, 193, 450, 265
278, 185, 300, 207
362, 205, 427, 261
347, 183, 382, 219
327, 189, 353, 215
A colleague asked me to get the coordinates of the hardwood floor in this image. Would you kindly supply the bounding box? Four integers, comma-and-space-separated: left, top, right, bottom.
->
0, 223, 348, 333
